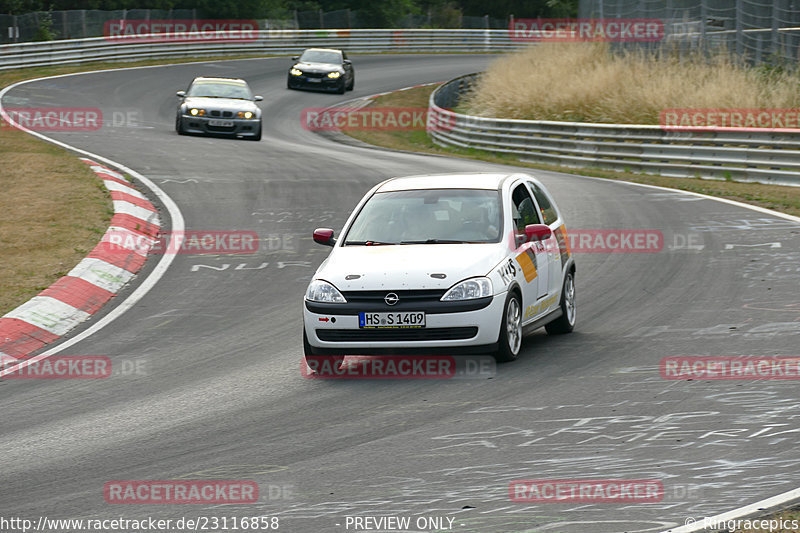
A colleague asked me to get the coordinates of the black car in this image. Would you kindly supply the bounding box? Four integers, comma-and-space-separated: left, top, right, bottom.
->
287, 48, 355, 94
175, 77, 263, 141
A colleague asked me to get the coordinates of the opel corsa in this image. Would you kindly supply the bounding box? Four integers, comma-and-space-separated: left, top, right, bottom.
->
303, 173, 576, 369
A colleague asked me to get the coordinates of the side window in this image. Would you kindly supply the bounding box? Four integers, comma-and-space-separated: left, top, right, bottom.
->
528, 182, 558, 226
511, 183, 541, 234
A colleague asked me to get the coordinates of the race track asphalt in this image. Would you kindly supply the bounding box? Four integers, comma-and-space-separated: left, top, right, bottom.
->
1, 54, 799, 532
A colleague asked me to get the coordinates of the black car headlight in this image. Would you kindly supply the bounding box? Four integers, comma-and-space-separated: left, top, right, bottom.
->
327, 72, 341, 79
290, 68, 303, 76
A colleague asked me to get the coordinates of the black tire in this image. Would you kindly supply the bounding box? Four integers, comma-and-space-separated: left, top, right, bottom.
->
347, 76, 354, 91
251, 123, 262, 141
335, 81, 346, 94
175, 115, 185, 135
287, 78, 294, 90
494, 291, 523, 363
545, 269, 576, 335
303, 329, 344, 374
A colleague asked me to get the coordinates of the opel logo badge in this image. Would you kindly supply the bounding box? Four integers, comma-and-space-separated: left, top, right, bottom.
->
384, 293, 399, 306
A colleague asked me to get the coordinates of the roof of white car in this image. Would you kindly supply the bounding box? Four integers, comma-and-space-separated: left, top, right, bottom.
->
193, 77, 247, 85
304, 48, 341, 53
378, 173, 517, 192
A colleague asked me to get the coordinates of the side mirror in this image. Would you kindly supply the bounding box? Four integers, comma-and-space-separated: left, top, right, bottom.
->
313, 228, 336, 246
343, 59, 351, 65
254, 95, 263, 101
291, 55, 299, 61
525, 224, 552, 242
176, 91, 186, 97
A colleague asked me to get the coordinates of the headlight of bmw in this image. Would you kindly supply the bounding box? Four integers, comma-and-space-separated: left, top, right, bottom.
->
306, 280, 347, 303
290, 68, 303, 76
441, 277, 493, 301
189, 108, 205, 116
237, 111, 254, 119
327, 71, 341, 79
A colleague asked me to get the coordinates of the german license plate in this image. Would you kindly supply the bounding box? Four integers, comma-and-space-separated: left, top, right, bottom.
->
359, 311, 426, 329
208, 119, 233, 127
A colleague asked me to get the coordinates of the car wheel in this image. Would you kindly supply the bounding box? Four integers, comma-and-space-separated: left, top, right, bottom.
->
545, 269, 576, 335
494, 291, 523, 363
347, 76, 354, 91
303, 329, 344, 374
335, 81, 346, 94
175, 115, 185, 135
287, 78, 294, 90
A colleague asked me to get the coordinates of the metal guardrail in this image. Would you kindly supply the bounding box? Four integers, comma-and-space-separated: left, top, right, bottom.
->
428, 73, 800, 187
0, 29, 518, 70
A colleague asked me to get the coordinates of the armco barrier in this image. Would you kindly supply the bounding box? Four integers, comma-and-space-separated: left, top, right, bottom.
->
0, 29, 518, 70
428, 73, 800, 187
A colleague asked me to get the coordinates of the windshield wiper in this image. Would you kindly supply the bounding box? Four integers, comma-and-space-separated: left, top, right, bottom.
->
344, 240, 397, 246
400, 239, 468, 244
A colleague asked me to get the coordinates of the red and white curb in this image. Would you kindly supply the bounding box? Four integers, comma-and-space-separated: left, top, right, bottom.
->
0, 158, 160, 370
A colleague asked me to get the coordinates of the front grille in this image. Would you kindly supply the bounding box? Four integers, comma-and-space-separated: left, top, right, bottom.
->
208, 110, 234, 118
208, 124, 235, 132
304, 71, 326, 78
342, 289, 446, 305
317, 327, 478, 342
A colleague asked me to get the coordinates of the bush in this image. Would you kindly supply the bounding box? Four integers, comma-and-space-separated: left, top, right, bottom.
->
463, 43, 800, 124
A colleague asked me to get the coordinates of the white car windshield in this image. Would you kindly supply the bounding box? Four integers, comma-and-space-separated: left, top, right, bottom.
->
299, 50, 342, 64
344, 189, 502, 245
187, 81, 253, 100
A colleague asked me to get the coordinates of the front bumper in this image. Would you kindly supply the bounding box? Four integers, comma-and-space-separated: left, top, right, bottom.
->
303, 293, 505, 355
179, 115, 261, 137
288, 74, 343, 91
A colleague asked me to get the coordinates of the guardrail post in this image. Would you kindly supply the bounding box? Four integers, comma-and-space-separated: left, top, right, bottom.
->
735, 0, 743, 57
771, 0, 780, 57
700, 1, 707, 55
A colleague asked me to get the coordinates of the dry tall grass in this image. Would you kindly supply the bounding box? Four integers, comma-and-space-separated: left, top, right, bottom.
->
463, 43, 800, 124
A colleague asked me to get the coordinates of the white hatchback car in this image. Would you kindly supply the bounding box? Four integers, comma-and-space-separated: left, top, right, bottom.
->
302, 172, 576, 367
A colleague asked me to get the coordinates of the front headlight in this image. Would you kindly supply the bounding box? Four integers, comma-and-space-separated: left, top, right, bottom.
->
327, 71, 341, 79
189, 108, 205, 116
306, 280, 347, 303
441, 277, 493, 301
290, 68, 303, 76
238, 111, 254, 119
